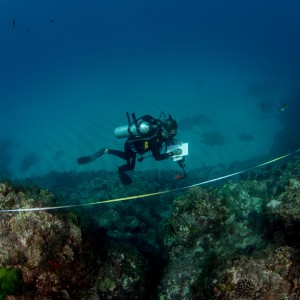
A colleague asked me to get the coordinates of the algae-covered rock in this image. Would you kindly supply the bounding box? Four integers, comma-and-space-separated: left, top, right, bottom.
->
160, 186, 231, 299
2, 155, 300, 299
212, 246, 300, 299
92, 242, 151, 300
0, 181, 94, 298
0, 180, 157, 299
159, 158, 300, 299
0, 267, 23, 299
267, 178, 300, 223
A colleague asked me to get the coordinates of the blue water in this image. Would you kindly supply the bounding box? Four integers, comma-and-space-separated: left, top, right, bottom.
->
1, 0, 299, 178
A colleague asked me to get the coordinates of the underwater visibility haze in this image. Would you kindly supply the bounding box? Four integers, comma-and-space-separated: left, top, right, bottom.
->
0, 0, 300, 299
0, 0, 299, 178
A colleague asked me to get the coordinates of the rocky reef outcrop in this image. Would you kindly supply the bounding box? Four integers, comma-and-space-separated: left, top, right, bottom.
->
158, 157, 300, 299
0, 181, 153, 299
1, 157, 300, 299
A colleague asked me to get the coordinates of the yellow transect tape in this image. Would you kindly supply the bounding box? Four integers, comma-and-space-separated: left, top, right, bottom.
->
1, 149, 299, 213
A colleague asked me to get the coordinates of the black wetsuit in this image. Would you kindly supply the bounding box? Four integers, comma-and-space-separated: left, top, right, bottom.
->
107, 116, 173, 173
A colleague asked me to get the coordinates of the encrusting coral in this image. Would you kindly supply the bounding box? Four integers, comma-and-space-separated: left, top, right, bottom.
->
0, 181, 94, 298
1, 155, 300, 299
212, 246, 298, 299
159, 157, 300, 299
0, 180, 157, 299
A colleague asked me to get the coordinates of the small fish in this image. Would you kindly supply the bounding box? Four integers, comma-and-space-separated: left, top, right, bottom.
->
278, 103, 289, 112
12, 18, 16, 28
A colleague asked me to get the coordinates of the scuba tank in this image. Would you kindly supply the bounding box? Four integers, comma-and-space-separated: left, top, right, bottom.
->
114, 121, 152, 138
114, 113, 159, 139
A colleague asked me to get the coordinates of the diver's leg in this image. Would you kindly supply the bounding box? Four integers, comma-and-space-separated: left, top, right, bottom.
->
106, 142, 136, 185
118, 141, 136, 171
106, 140, 135, 159
106, 149, 128, 160
117, 143, 136, 185
117, 154, 135, 186
106, 141, 136, 167
118, 153, 136, 172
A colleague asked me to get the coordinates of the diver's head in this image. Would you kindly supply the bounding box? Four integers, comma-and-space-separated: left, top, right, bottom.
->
161, 117, 178, 138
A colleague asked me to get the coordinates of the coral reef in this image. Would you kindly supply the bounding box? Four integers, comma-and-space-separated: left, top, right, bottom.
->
267, 177, 300, 223
0, 177, 168, 299
92, 243, 150, 299
212, 245, 299, 299
159, 157, 300, 299
0, 181, 95, 298
1, 155, 300, 299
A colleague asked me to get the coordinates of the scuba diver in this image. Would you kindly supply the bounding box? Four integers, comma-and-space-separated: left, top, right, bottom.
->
77, 112, 186, 185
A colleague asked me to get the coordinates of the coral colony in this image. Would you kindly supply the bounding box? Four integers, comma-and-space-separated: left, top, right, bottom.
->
0, 155, 300, 299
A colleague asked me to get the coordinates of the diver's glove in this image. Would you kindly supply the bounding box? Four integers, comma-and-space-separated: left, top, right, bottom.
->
172, 148, 183, 156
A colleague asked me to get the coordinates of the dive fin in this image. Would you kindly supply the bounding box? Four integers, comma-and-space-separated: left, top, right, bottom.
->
77, 148, 106, 165
77, 155, 97, 165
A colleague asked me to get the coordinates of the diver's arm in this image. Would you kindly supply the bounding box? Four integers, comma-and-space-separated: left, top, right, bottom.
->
152, 137, 184, 160
152, 150, 173, 161
151, 143, 182, 160
150, 139, 173, 161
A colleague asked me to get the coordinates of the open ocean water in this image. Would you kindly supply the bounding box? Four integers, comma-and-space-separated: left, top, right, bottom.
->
0, 0, 299, 179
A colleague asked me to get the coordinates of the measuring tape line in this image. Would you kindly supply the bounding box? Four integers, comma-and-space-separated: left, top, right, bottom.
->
1, 149, 299, 213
